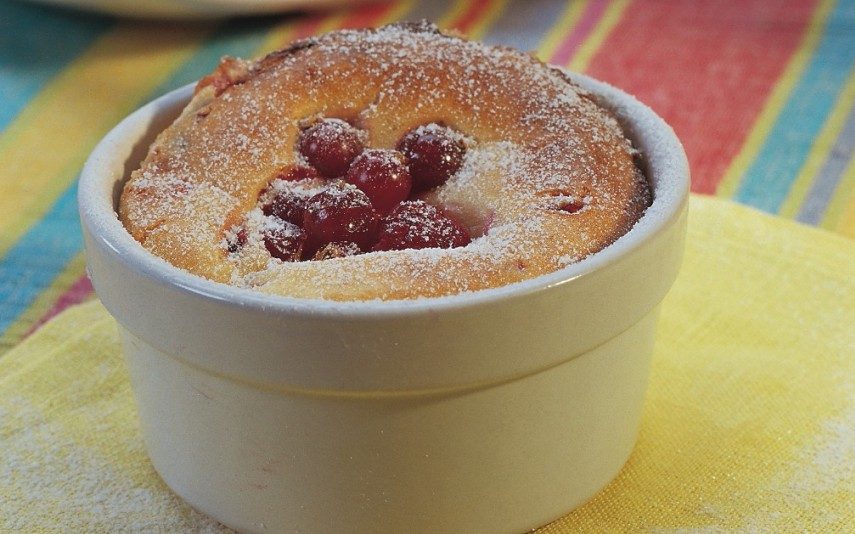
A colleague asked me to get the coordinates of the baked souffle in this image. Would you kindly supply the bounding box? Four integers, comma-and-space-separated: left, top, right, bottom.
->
119, 21, 651, 300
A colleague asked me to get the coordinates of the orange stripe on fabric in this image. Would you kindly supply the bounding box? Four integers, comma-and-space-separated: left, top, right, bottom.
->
255, 12, 332, 56
567, 0, 631, 72
452, 0, 490, 31
258, 1, 415, 55
344, 0, 415, 29
437, 0, 474, 31
453, 0, 510, 39
327, 0, 416, 33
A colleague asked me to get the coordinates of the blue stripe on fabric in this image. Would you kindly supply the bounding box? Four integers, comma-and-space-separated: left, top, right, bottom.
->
481, 0, 568, 50
0, 183, 81, 332
0, 17, 280, 334
734, 0, 855, 213
0, 2, 113, 130
797, 99, 855, 224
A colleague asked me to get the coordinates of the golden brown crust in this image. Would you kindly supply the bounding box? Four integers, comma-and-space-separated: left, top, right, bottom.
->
120, 22, 650, 300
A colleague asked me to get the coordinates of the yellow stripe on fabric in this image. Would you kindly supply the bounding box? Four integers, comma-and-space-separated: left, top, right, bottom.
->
254, 14, 343, 57
0, 23, 216, 260
382, 0, 417, 28
823, 153, 855, 237
0, 301, 215, 528
466, 0, 511, 40
0, 300, 157, 505
255, 1, 415, 59
0, 253, 87, 354
715, 0, 835, 198
779, 67, 855, 218
437, 0, 473, 30
536, 0, 590, 60
566, 0, 632, 72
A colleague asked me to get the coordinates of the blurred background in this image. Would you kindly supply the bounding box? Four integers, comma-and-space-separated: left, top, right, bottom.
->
0, 0, 852, 348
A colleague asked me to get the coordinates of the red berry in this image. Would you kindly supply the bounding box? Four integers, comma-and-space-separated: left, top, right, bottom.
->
226, 227, 247, 254
302, 182, 380, 256
298, 119, 364, 178
373, 200, 471, 251
397, 124, 465, 192
261, 166, 322, 225
558, 199, 585, 214
262, 189, 310, 226
274, 165, 320, 182
344, 149, 412, 214
263, 220, 306, 261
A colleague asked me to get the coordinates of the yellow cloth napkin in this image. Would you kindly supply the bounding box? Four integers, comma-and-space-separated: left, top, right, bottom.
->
2, 194, 853, 532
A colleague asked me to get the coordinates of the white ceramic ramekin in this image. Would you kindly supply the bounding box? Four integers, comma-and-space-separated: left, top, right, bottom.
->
78, 73, 689, 533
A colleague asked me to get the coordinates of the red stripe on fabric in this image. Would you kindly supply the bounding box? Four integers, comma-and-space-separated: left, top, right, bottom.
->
549, 0, 608, 65
26, 274, 93, 337
583, 0, 818, 194
290, 14, 327, 40
451, 0, 493, 34
276, 1, 397, 47
338, 1, 398, 29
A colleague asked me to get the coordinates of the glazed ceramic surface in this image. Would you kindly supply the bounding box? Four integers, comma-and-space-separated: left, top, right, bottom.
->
78, 72, 689, 533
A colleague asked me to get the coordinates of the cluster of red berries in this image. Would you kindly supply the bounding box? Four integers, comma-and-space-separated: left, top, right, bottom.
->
241, 118, 473, 261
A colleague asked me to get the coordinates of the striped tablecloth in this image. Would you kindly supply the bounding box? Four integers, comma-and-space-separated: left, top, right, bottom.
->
1, 0, 854, 351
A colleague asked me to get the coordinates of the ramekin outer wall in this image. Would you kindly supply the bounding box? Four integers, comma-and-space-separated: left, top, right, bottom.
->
121, 307, 659, 533
77, 69, 689, 533
78, 74, 689, 394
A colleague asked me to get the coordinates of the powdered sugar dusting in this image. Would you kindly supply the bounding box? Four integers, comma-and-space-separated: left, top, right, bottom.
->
1, 397, 228, 532
120, 21, 651, 300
